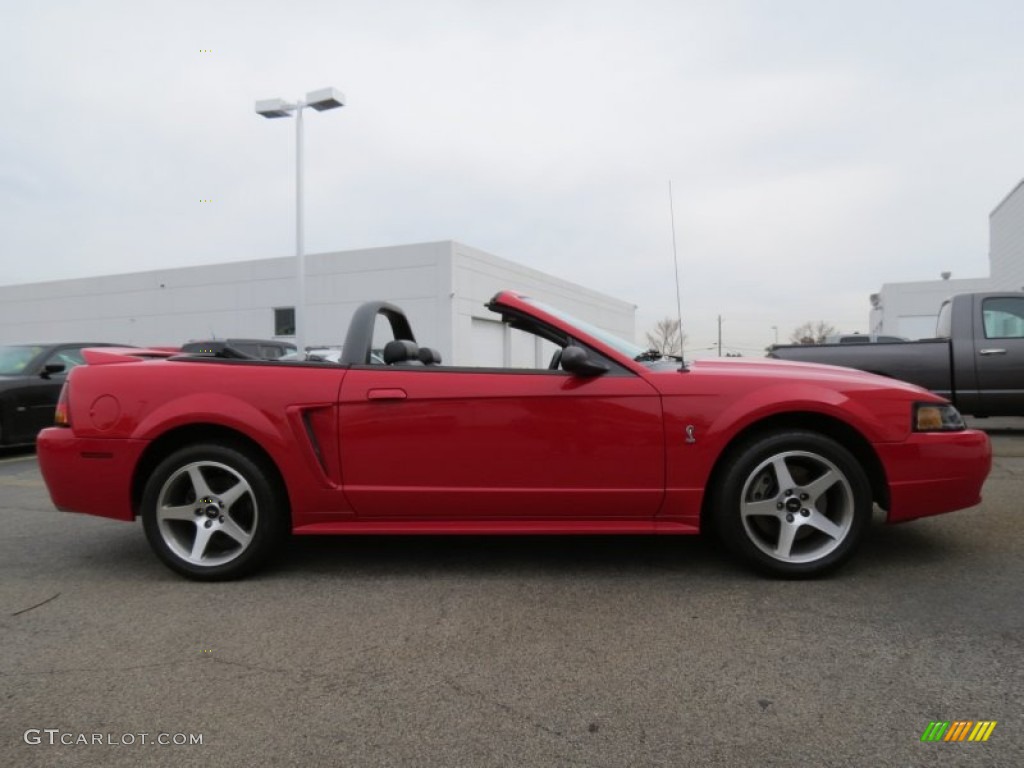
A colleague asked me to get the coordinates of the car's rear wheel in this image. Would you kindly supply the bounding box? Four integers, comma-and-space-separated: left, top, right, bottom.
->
141, 443, 288, 580
712, 431, 872, 577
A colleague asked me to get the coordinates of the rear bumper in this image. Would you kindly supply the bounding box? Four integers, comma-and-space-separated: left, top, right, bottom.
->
876, 429, 992, 523
37, 428, 148, 522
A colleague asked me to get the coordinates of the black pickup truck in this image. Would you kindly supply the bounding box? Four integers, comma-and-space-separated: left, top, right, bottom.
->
769, 292, 1024, 416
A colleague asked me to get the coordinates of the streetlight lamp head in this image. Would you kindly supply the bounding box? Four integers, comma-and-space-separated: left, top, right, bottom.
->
255, 98, 295, 118
306, 87, 345, 111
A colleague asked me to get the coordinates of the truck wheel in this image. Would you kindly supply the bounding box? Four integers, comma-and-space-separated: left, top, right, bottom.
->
712, 431, 871, 577
141, 443, 288, 581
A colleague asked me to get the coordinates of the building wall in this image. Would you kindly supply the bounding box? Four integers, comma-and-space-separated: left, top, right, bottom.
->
303, 242, 453, 359
0, 257, 293, 347
990, 178, 1024, 290
450, 243, 636, 366
869, 177, 1024, 335
0, 243, 451, 350
870, 277, 994, 338
0, 241, 635, 367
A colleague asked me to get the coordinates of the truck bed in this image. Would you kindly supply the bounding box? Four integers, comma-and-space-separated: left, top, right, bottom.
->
768, 339, 954, 400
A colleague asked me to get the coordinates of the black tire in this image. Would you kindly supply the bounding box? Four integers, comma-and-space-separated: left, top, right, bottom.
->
712, 431, 872, 578
141, 443, 288, 581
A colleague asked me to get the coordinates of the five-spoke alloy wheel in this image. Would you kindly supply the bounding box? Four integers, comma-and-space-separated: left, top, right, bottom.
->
713, 431, 872, 577
142, 443, 287, 580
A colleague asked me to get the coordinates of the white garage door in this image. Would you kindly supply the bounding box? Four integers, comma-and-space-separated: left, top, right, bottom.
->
469, 317, 561, 368
470, 318, 506, 367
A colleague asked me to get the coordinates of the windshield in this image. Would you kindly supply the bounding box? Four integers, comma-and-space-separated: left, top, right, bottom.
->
0, 345, 44, 375
518, 297, 648, 360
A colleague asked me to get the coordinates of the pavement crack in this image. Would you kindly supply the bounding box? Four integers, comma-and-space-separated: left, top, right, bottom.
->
10, 592, 61, 616
442, 677, 567, 739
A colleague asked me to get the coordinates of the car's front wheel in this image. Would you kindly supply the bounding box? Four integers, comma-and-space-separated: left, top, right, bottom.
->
712, 431, 872, 577
141, 443, 288, 580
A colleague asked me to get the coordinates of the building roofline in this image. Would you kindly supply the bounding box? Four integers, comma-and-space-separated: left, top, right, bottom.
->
0, 241, 459, 290
990, 177, 1024, 218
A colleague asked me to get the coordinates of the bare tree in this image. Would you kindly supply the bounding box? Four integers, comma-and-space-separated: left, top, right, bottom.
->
645, 317, 687, 356
789, 321, 837, 345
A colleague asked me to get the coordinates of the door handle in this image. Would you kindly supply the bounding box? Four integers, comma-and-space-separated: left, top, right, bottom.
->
979, 348, 1007, 356
366, 388, 408, 401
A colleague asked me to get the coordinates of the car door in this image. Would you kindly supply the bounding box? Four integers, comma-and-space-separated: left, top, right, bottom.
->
21, 347, 86, 437
4, 347, 61, 442
975, 295, 1024, 415
337, 362, 666, 520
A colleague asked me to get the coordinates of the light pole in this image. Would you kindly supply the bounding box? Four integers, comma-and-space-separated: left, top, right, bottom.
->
255, 87, 345, 357
771, 325, 778, 345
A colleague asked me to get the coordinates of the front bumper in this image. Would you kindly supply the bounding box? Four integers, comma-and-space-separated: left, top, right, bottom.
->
37, 428, 149, 522
876, 428, 992, 523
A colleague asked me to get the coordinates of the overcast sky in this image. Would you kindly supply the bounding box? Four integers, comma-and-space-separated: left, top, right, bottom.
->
2, 0, 1023, 354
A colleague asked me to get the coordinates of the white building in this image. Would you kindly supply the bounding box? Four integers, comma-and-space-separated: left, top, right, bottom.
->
870, 178, 1024, 338
990, 177, 1024, 291
868, 275, 995, 339
0, 241, 635, 367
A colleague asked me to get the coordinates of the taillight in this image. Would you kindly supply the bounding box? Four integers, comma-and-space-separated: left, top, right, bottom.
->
54, 382, 71, 427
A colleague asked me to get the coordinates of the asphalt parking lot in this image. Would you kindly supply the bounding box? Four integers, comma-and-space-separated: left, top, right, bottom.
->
1, 424, 1022, 767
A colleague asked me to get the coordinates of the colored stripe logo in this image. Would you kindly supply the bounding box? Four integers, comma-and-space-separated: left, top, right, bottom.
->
921, 721, 997, 742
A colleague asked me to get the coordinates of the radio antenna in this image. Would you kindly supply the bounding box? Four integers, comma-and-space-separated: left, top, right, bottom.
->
669, 181, 689, 372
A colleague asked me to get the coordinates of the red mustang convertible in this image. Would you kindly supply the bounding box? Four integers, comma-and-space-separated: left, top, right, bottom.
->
37, 291, 991, 580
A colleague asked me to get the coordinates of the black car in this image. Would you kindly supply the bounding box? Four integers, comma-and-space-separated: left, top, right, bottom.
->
0, 343, 121, 446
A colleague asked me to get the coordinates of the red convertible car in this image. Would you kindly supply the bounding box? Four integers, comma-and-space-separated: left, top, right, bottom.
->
37, 291, 991, 580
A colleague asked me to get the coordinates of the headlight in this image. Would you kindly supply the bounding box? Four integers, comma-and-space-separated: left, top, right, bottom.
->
914, 402, 965, 432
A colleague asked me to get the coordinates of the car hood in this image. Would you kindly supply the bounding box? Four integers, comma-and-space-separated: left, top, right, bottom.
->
649, 356, 933, 398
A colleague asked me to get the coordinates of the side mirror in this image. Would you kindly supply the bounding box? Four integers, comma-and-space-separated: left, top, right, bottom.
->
560, 346, 609, 377
41, 363, 66, 379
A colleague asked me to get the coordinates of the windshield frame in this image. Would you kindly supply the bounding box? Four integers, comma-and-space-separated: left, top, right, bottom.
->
516, 297, 648, 360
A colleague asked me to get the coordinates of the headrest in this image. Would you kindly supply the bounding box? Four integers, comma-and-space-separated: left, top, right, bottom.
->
417, 347, 442, 365
383, 339, 419, 364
